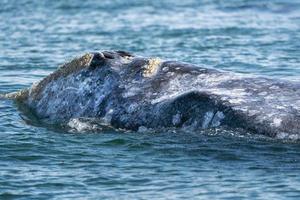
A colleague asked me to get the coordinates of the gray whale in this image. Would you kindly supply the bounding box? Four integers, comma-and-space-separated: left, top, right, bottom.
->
2, 51, 300, 138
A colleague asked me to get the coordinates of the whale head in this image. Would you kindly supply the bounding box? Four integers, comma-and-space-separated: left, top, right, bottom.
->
22, 51, 166, 123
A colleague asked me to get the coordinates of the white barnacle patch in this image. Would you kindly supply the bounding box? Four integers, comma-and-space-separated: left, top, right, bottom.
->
142, 58, 161, 77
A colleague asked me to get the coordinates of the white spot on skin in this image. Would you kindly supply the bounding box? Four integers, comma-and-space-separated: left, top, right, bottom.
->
103, 109, 114, 124
166, 72, 175, 76
172, 113, 181, 126
202, 111, 214, 128
228, 98, 246, 104
269, 85, 280, 90
151, 92, 181, 104
211, 111, 225, 127
122, 87, 141, 98
248, 110, 259, 117
273, 117, 282, 127
221, 96, 229, 101
162, 67, 169, 72
275, 105, 286, 110
258, 92, 268, 96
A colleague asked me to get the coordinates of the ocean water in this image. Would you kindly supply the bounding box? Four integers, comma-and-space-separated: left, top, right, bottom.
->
1, 0, 300, 199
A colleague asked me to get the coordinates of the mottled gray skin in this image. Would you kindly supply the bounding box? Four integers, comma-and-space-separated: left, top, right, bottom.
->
4, 51, 300, 138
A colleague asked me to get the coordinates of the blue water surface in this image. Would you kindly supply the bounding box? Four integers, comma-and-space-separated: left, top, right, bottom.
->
1, 0, 300, 199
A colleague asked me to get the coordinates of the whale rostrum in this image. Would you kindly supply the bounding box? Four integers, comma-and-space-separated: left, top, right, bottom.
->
2, 51, 300, 138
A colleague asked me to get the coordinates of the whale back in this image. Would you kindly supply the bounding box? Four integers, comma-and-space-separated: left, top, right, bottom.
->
6, 51, 300, 138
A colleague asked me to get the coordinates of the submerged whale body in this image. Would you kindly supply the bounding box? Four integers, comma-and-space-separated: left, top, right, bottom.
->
2, 51, 300, 138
